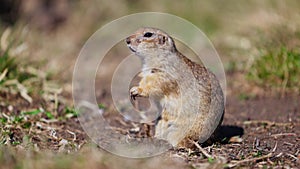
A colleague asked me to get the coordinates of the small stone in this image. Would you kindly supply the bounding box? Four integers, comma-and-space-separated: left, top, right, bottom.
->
59, 139, 68, 146
229, 136, 243, 143
7, 105, 13, 112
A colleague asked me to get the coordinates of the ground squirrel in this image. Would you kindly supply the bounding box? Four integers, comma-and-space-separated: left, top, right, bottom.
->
125, 27, 224, 148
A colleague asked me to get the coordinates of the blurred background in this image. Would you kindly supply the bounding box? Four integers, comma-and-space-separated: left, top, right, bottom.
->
0, 0, 299, 82
0, 0, 299, 168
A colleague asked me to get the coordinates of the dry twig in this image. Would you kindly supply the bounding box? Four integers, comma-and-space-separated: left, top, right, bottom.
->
228, 153, 273, 168
271, 133, 297, 138
272, 142, 277, 152
191, 140, 213, 159
0, 68, 8, 82
243, 120, 292, 126
286, 153, 298, 161
67, 130, 77, 142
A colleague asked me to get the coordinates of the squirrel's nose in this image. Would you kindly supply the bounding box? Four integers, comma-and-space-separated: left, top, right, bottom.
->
126, 37, 131, 45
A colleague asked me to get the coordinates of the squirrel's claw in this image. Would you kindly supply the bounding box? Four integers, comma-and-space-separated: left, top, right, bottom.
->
130, 86, 141, 100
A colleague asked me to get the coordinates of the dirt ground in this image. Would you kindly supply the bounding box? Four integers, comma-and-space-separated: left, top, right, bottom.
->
1, 71, 299, 168
94, 71, 300, 168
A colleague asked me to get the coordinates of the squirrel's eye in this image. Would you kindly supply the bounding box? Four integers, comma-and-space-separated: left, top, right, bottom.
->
143, 32, 153, 38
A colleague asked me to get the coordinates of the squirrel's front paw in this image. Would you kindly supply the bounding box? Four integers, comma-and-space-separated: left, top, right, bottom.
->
130, 86, 143, 100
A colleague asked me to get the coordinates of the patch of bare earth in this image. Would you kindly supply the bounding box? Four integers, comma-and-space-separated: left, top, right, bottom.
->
0, 72, 299, 168
92, 71, 300, 168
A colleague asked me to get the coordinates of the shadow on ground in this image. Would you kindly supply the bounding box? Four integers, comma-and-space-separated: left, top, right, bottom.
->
203, 125, 244, 146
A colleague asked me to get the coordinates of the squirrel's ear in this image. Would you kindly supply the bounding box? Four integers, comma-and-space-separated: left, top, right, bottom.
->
158, 35, 166, 45
167, 37, 176, 52
167, 36, 174, 45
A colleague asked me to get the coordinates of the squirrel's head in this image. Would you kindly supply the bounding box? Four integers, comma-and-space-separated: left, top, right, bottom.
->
126, 27, 177, 57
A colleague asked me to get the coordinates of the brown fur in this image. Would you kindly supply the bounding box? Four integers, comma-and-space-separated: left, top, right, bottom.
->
126, 27, 224, 148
